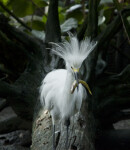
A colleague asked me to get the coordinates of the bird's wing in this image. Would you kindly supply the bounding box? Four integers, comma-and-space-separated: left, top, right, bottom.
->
39, 69, 67, 107
44, 69, 67, 85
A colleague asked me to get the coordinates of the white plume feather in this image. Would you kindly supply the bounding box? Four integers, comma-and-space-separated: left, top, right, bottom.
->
51, 35, 97, 67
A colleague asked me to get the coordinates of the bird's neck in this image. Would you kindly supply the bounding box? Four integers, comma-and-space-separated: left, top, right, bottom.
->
63, 70, 74, 95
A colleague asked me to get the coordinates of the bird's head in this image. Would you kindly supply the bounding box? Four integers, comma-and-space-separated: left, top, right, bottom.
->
51, 35, 97, 87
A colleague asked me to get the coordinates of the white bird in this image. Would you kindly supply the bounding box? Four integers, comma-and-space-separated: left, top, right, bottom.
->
39, 35, 96, 150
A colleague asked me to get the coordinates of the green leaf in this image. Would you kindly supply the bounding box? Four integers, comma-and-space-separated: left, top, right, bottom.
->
104, 6, 114, 24
60, 18, 78, 33
59, 13, 65, 24
98, 16, 105, 26
113, 0, 122, 11
100, 0, 113, 4
32, 0, 48, 7
66, 4, 83, 22
66, 9, 83, 22
0, 0, 9, 5
42, 15, 47, 24
127, 16, 130, 24
58, 7, 66, 24
99, 23, 107, 32
27, 20, 45, 31
11, 0, 35, 17
31, 30, 45, 40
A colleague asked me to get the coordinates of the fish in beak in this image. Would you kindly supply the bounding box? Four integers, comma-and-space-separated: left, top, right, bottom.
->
73, 68, 79, 90
71, 68, 92, 95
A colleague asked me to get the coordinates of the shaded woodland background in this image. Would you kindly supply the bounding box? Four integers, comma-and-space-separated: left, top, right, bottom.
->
0, 0, 130, 150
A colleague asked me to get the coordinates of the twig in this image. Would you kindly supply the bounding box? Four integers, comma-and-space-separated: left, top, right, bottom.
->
0, 2, 32, 31
97, 8, 130, 48
119, 11, 130, 44
113, 0, 130, 43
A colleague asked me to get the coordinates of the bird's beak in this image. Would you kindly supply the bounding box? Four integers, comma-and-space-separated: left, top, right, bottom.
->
73, 68, 79, 90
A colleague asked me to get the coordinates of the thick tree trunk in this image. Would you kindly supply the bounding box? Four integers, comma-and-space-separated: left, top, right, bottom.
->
31, 99, 97, 150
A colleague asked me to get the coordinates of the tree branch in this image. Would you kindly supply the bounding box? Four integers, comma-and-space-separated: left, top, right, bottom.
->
0, 30, 33, 61
0, 81, 21, 98
0, 17, 47, 120
0, 16, 45, 61
96, 65, 130, 116
84, 8, 130, 83
45, 0, 61, 43
85, 0, 99, 38
82, 0, 101, 82
113, 0, 130, 43
97, 8, 130, 49
77, 16, 88, 41
78, 0, 101, 40
78, 2, 100, 150
0, 2, 32, 31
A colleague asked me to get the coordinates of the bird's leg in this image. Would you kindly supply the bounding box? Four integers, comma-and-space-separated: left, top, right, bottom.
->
65, 119, 70, 150
52, 124, 56, 150
66, 124, 69, 150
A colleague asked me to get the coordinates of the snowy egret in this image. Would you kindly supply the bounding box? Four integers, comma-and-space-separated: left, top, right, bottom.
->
40, 35, 96, 150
